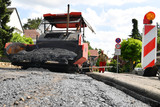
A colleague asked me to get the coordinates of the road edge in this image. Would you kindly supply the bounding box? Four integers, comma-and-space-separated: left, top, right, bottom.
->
86, 72, 160, 107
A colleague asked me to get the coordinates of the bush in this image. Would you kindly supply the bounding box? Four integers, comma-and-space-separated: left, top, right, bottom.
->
96, 58, 100, 66
10, 33, 33, 44
119, 62, 130, 73
109, 59, 130, 73
0, 28, 12, 56
109, 59, 117, 72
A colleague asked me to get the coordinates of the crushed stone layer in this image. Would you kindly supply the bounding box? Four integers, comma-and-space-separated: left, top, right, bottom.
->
0, 68, 150, 107
86, 72, 160, 105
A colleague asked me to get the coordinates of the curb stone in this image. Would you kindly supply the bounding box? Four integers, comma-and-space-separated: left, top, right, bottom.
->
86, 72, 160, 107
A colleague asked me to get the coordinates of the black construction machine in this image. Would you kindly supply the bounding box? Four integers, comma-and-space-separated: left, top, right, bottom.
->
5, 6, 95, 72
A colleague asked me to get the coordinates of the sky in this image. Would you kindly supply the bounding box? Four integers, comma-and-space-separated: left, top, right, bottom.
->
10, 0, 160, 57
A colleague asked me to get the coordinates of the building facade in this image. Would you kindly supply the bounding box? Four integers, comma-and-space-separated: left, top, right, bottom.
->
7, 8, 24, 35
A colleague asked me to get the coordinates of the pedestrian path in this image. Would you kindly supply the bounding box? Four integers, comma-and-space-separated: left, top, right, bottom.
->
86, 72, 160, 106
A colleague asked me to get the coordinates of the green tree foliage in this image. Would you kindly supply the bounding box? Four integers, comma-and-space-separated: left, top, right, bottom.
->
108, 59, 117, 72
23, 18, 42, 30
129, 19, 141, 40
158, 28, 160, 36
120, 38, 142, 72
10, 33, 33, 44
95, 49, 102, 66
0, 0, 14, 55
96, 58, 100, 66
157, 29, 160, 50
98, 49, 102, 54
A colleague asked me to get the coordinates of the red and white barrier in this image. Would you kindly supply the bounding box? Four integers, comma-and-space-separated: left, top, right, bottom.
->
142, 25, 157, 69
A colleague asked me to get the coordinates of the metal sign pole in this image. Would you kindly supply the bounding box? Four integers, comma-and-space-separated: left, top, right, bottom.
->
117, 55, 118, 73
115, 38, 121, 73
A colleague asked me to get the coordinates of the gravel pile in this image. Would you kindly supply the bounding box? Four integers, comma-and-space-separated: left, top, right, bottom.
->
0, 68, 150, 107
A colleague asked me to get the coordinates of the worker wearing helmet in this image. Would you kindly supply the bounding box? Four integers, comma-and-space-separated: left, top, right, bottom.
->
98, 50, 108, 73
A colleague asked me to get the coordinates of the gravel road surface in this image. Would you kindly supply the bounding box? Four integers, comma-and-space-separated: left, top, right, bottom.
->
0, 68, 150, 107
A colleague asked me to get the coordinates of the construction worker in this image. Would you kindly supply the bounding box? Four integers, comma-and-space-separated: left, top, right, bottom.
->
98, 50, 108, 73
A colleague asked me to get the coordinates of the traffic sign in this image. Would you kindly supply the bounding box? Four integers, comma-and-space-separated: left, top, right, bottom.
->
115, 38, 121, 44
115, 44, 121, 49
115, 49, 121, 55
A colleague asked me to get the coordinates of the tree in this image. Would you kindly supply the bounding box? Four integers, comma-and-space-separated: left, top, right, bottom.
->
23, 18, 42, 29
10, 33, 33, 44
157, 28, 160, 50
98, 49, 102, 54
0, 0, 14, 56
120, 38, 142, 72
129, 19, 141, 40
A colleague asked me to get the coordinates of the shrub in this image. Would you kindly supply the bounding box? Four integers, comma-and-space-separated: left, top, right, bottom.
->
109, 59, 117, 72
119, 62, 130, 73
10, 33, 33, 44
96, 58, 100, 66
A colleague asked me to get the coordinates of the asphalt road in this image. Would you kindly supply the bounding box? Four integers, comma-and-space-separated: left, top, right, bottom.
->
0, 68, 150, 107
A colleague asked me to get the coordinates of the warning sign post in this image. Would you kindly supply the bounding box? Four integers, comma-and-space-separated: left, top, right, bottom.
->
115, 38, 121, 73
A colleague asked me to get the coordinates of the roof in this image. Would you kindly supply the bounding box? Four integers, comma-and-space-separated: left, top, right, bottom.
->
89, 50, 98, 57
24, 30, 40, 39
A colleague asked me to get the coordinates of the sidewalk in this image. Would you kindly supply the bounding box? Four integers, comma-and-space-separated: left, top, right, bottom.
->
86, 71, 160, 106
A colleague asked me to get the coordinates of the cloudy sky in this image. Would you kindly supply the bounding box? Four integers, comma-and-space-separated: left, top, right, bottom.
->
10, 0, 160, 57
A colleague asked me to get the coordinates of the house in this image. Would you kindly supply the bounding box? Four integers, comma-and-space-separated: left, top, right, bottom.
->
7, 8, 24, 35
24, 29, 40, 44
88, 50, 99, 66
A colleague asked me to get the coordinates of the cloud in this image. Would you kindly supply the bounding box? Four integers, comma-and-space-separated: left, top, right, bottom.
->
11, 0, 147, 9
10, 0, 160, 58
11, 0, 68, 9
78, 0, 146, 6
83, 6, 160, 57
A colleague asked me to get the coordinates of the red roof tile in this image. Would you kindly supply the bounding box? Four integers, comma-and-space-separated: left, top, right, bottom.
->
89, 50, 98, 57
24, 30, 40, 39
